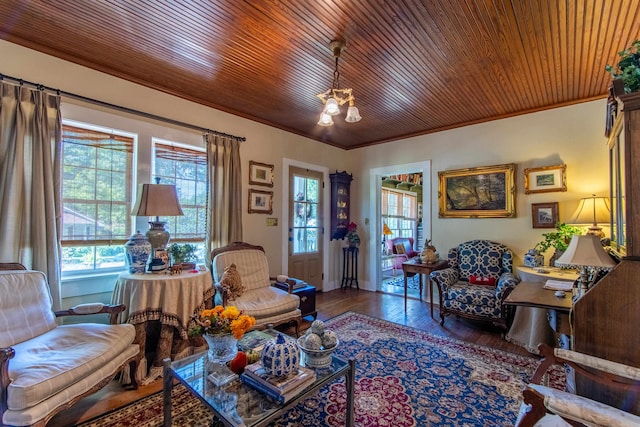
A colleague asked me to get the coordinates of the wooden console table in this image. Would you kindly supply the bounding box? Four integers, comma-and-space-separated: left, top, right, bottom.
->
401, 258, 448, 316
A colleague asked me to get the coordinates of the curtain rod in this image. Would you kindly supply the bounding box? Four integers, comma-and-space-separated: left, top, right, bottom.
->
0, 73, 246, 142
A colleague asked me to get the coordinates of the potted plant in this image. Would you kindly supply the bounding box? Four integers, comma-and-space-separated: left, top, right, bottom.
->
534, 222, 582, 266
606, 40, 640, 94
169, 243, 197, 269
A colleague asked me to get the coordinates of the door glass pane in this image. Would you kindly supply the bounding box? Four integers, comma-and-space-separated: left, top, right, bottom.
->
292, 174, 320, 254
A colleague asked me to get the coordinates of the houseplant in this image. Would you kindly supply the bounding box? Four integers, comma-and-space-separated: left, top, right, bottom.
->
345, 222, 360, 248
168, 243, 197, 268
606, 40, 640, 93
534, 222, 582, 266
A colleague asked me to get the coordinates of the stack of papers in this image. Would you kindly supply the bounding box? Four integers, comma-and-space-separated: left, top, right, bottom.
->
543, 279, 573, 291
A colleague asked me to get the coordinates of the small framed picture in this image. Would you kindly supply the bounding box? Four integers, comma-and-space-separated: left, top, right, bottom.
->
249, 161, 274, 187
531, 202, 559, 228
524, 164, 567, 194
248, 189, 273, 214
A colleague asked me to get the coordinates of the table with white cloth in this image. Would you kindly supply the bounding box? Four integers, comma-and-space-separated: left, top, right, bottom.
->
504, 266, 577, 353
111, 269, 215, 384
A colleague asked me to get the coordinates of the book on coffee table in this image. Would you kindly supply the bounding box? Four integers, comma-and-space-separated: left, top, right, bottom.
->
240, 371, 316, 404
238, 330, 276, 352
243, 361, 316, 394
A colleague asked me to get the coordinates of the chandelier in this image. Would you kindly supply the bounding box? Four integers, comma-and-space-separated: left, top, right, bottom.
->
316, 39, 362, 126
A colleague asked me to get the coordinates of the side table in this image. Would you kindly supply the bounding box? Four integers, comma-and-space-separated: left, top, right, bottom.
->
341, 247, 359, 289
274, 281, 317, 320
401, 258, 448, 316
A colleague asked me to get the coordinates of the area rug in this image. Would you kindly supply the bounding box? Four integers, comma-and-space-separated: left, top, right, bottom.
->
80, 312, 563, 427
382, 273, 420, 289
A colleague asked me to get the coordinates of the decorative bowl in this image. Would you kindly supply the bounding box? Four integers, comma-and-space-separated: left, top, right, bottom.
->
296, 336, 339, 369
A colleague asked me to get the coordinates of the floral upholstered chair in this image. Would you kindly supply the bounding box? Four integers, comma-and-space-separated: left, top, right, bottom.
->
429, 240, 519, 329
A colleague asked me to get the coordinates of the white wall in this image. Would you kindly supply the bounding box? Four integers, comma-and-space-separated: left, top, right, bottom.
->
1, 40, 610, 298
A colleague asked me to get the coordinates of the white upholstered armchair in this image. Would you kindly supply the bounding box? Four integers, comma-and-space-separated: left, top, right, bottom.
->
211, 242, 301, 333
516, 344, 640, 427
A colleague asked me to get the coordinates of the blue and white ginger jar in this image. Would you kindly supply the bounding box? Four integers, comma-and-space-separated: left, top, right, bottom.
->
124, 231, 152, 273
261, 333, 299, 377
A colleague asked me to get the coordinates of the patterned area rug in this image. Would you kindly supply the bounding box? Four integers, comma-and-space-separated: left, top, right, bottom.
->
80, 312, 563, 427
382, 273, 421, 289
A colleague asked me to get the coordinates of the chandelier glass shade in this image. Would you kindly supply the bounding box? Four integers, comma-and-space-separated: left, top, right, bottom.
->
316, 39, 362, 126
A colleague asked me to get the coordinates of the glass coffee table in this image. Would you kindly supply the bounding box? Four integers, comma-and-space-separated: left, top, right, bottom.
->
163, 352, 355, 426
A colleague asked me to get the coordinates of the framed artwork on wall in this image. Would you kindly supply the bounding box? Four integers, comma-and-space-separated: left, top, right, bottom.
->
248, 189, 273, 214
249, 161, 274, 187
524, 164, 567, 194
437, 163, 516, 218
531, 202, 558, 228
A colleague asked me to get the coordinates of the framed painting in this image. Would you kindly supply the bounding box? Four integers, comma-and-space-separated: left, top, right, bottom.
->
524, 164, 567, 194
531, 202, 558, 228
248, 189, 273, 214
438, 163, 516, 218
249, 161, 274, 187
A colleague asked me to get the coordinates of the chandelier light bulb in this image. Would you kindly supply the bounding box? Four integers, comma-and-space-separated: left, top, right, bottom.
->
317, 112, 334, 127
324, 97, 340, 116
345, 105, 362, 123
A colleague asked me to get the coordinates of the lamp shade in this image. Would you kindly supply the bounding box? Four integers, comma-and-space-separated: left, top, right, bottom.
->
324, 97, 340, 116
555, 235, 616, 271
131, 184, 184, 217
345, 106, 362, 122
317, 112, 334, 127
383, 223, 393, 235
568, 195, 610, 225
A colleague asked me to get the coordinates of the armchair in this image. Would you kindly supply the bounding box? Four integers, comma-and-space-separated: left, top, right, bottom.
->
384, 237, 419, 271
429, 239, 519, 328
516, 344, 640, 426
0, 268, 139, 427
211, 242, 301, 333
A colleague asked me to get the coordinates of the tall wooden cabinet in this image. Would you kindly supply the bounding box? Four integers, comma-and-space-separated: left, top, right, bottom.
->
572, 92, 640, 414
329, 171, 352, 240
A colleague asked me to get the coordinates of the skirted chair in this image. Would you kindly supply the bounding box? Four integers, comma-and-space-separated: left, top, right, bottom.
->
430, 239, 519, 329
211, 242, 302, 334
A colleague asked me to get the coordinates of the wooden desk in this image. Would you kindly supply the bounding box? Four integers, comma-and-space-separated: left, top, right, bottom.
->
401, 259, 448, 316
112, 269, 214, 384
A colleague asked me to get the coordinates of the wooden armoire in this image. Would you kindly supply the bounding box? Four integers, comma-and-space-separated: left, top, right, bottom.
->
572, 91, 640, 414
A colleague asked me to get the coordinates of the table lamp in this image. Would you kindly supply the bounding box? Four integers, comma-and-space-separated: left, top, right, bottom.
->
568, 194, 610, 239
131, 179, 184, 252
555, 234, 616, 300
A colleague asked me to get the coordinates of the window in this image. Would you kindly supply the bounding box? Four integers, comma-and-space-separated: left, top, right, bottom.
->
61, 123, 134, 273
381, 188, 417, 240
153, 140, 207, 261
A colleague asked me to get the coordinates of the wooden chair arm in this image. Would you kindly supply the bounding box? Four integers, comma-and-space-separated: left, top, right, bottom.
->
54, 303, 127, 325
1, 347, 16, 420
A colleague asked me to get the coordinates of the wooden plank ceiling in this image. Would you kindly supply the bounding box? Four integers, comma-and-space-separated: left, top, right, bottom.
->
1, 0, 639, 149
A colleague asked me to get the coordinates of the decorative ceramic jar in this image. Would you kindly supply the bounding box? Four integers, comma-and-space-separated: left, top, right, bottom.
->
203, 334, 238, 386
524, 249, 544, 268
261, 333, 299, 377
124, 231, 152, 273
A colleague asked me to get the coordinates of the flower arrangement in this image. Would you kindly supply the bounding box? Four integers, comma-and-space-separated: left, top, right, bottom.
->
346, 221, 360, 247
189, 305, 256, 339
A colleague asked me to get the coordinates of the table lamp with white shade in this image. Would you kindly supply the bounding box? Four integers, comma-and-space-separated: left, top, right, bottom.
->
554, 234, 616, 300
568, 194, 611, 239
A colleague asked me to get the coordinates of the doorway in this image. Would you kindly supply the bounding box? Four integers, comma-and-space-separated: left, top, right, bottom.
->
368, 161, 431, 295
287, 166, 324, 288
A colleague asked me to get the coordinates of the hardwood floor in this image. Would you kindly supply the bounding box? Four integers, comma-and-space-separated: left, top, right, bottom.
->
47, 288, 532, 427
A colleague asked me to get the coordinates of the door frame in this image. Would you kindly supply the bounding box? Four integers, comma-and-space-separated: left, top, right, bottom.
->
281, 158, 330, 290
368, 161, 432, 292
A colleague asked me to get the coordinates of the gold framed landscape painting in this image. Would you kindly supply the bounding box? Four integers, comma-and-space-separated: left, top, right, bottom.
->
524, 164, 567, 194
438, 163, 516, 218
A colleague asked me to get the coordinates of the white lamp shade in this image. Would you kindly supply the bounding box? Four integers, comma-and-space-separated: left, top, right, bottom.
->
555, 235, 616, 270
569, 196, 610, 225
317, 112, 334, 127
131, 184, 184, 217
323, 97, 340, 116
345, 106, 362, 122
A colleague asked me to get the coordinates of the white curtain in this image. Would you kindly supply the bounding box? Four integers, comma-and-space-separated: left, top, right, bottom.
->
0, 82, 62, 310
205, 133, 242, 260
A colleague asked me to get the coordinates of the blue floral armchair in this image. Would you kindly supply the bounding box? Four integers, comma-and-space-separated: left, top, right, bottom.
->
429, 240, 520, 329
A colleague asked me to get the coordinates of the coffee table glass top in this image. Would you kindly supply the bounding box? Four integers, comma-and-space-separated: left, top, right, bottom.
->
168, 351, 349, 427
